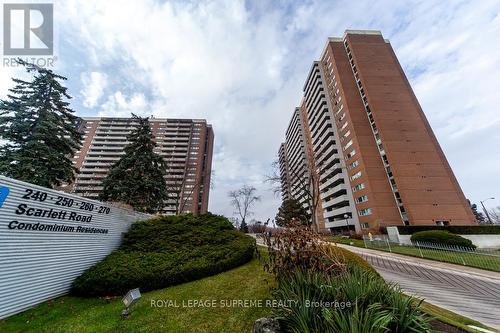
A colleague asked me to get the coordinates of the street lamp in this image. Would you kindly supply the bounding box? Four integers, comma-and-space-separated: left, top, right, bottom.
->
480, 197, 495, 224
344, 214, 349, 234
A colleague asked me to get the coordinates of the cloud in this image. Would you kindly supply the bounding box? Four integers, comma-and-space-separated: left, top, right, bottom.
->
99, 91, 149, 117
1, 0, 498, 219
80, 72, 108, 108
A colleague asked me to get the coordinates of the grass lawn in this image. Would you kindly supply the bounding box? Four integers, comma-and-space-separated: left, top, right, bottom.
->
0, 256, 274, 333
325, 236, 500, 272
324, 235, 365, 247
420, 300, 499, 333
2, 245, 494, 333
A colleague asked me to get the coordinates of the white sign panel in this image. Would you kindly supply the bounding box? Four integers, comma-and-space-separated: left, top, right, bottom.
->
0, 176, 151, 319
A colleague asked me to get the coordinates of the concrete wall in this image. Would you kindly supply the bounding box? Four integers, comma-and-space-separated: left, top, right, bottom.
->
0, 176, 151, 319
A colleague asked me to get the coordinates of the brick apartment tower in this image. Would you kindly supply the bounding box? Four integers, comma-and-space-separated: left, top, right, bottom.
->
67, 117, 214, 215
279, 30, 475, 233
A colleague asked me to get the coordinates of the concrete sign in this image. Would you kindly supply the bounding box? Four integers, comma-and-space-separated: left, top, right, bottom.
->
0, 176, 151, 319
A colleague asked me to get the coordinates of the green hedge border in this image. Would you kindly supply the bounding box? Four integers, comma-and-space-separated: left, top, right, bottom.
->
397, 225, 500, 235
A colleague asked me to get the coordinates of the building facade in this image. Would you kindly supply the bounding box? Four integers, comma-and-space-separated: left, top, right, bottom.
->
282, 109, 311, 213
278, 30, 475, 233
67, 117, 214, 215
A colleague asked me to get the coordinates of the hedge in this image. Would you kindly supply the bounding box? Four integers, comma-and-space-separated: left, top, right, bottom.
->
70, 213, 256, 297
410, 230, 476, 249
397, 225, 500, 235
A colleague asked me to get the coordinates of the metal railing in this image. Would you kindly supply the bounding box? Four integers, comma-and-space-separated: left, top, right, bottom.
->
362, 235, 500, 272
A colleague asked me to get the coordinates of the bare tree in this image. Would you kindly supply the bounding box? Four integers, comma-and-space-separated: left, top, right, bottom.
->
265, 160, 321, 230
229, 217, 240, 229
265, 158, 348, 232
228, 185, 261, 227
488, 206, 500, 224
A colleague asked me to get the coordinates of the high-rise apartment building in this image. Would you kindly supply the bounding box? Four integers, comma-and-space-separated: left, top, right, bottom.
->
281, 109, 311, 213
279, 30, 475, 233
67, 117, 214, 215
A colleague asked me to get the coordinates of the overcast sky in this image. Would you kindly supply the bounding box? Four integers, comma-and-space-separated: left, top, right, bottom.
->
1, 0, 499, 221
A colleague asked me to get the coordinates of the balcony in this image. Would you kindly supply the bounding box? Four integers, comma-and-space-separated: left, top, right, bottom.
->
323, 206, 351, 219
320, 182, 346, 200
322, 194, 349, 208
80, 167, 109, 173
319, 172, 343, 191
325, 218, 356, 229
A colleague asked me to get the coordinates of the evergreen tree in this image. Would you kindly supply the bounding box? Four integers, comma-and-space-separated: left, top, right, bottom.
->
275, 198, 311, 227
239, 219, 249, 233
100, 114, 168, 213
0, 59, 82, 187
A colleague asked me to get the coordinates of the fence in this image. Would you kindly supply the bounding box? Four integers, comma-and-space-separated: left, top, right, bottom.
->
0, 176, 151, 319
363, 235, 500, 272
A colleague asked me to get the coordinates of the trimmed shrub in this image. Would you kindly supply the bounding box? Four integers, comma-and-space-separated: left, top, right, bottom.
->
410, 230, 476, 249
71, 213, 255, 297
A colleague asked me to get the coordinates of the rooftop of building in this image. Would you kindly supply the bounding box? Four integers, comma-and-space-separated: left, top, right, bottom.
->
319, 29, 388, 62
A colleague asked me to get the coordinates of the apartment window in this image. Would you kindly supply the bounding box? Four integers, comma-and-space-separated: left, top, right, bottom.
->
358, 208, 372, 216
361, 222, 369, 229
342, 140, 353, 151
352, 183, 365, 192
346, 149, 356, 159
347, 160, 359, 170
338, 113, 346, 122
355, 195, 368, 203
340, 130, 351, 142
350, 171, 362, 181
340, 121, 348, 131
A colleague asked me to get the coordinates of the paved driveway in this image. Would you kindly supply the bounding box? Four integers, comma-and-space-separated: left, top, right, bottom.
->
336, 244, 500, 330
